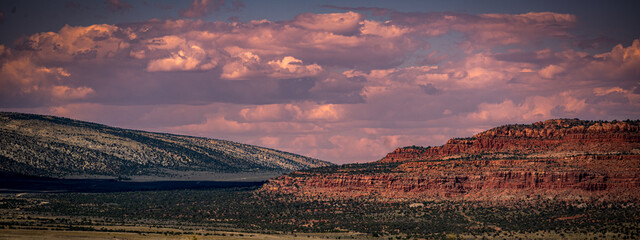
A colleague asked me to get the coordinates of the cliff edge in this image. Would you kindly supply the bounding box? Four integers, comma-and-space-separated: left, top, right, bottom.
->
264, 119, 640, 201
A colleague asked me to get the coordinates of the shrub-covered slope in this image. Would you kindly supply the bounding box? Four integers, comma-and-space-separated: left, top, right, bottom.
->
0, 112, 332, 177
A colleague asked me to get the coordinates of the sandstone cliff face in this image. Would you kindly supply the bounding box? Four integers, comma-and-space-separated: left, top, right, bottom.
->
381, 119, 640, 163
264, 119, 640, 201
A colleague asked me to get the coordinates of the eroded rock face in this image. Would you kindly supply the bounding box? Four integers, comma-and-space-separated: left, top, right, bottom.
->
264, 119, 640, 201
381, 119, 640, 163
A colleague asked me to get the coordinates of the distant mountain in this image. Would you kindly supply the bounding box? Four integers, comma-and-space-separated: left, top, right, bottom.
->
0, 112, 332, 178
264, 119, 640, 201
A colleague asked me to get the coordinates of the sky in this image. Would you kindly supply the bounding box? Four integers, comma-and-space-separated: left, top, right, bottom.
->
0, 0, 639, 164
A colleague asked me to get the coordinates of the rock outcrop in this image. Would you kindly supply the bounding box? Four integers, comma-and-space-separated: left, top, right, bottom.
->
264, 119, 640, 201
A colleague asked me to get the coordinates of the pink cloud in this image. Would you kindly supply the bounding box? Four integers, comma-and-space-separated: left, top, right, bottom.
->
538, 64, 564, 79
459, 12, 576, 46
15, 24, 127, 61
587, 39, 640, 81
384, 11, 576, 48
2, 10, 639, 164
360, 20, 410, 38
465, 93, 587, 124
237, 102, 344, 123
44, 103, 213, 130
50, 86, 94, 100
220, 52, 322, 79
170, 113, 325, 136
147, 45, 218, 72
267, 56, 322, 78
0, 57, 90, 105
220, 51, 263, 79
292, 12, 364, 35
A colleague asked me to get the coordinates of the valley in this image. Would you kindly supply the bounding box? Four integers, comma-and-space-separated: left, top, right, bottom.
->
1, 1, 639, 238
1, 116, 640, 239
1, 188, 638, 239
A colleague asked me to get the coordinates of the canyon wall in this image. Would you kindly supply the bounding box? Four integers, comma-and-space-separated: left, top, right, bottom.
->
264, 119, 640, 201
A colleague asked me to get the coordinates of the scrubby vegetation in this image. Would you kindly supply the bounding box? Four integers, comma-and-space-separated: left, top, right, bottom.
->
293, 162, 403, 176
2, 188, 638, 239
0, 112, 331, 177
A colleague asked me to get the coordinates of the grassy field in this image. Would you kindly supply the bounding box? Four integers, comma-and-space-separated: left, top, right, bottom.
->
2, 224, 635, 240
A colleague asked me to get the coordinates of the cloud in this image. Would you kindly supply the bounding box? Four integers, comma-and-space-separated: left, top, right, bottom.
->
1, 10, 639, 164
147, 45, 218, 72
465, 93, 587, 124
50, 86, 95, 100
106, 0, 133, 12
0, 45, 7, 56
0, 57, 95, 106
0, 57, 70, 93
220, 50, 262, 79
326, 135, 402, 163
338, 37, 640, 130
381, 11, 576, 48
594, 87, 626, 97
267, 56, 322, 78
292, 12, 363, 35
588, 39, 640, 81
360, 20, 409, 38
462, 12, 576, 46
181, 0, 225, 18
419, 83, 441, 95
14, 24, 127, 60
172, 113, 324, 135
238, 102, 344, 122
221, 52, 322, 79
538, 64, 564, 79
308, 73, 365, 103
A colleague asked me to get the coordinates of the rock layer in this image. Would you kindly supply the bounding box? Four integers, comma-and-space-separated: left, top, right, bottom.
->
264, 119, 640, 201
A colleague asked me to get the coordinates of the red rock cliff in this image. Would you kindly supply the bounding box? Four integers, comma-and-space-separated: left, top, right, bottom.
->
381, 119, 640, 163
264, 119, 640, 201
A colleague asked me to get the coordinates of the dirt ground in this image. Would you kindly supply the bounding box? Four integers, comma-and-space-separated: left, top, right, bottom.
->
0, 228, 369, 240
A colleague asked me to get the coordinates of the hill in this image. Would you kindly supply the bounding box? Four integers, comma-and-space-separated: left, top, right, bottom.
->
0, 112, 332, 178
264, 119, 640, 201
